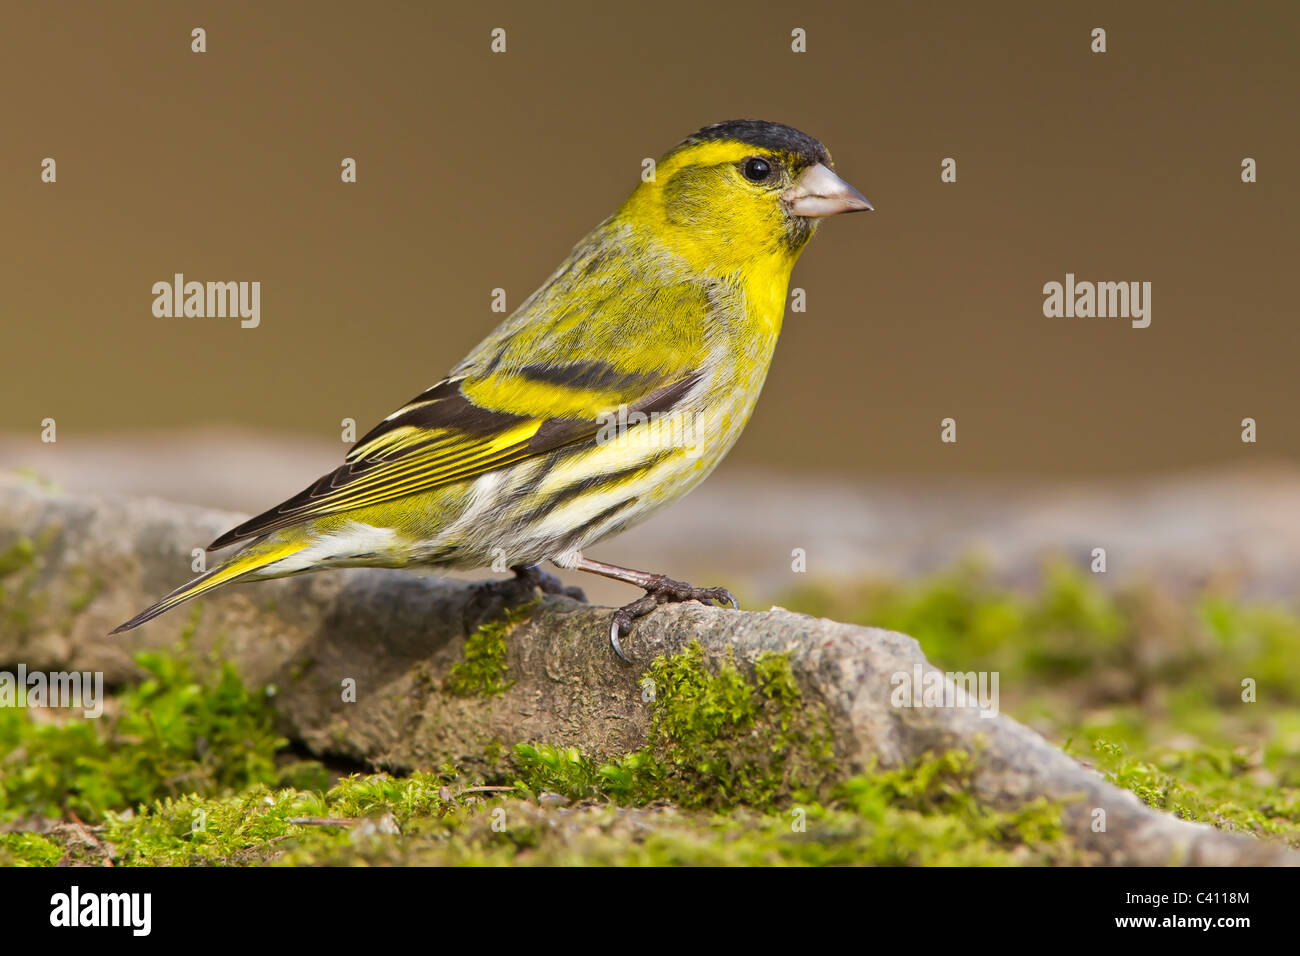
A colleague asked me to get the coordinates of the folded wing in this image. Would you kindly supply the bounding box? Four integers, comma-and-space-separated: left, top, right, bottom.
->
207, 364, 701, 551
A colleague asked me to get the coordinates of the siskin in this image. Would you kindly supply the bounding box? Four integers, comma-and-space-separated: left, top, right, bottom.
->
113, 120, 871, 660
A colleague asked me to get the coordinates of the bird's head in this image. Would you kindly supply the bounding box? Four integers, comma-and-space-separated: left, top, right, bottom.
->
623, 119, 871, 274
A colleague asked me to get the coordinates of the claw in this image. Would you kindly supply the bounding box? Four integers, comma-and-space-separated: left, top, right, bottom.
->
601, 581, 740, 662
693, 587, 738, 610
608, 617, 632, 665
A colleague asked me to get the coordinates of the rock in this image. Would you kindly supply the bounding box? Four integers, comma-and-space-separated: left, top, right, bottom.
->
0, 474, 1293, 866
10, 430, 1300, 605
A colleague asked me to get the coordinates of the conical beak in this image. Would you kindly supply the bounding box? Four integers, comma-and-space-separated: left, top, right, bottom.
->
781, 163, 873, 217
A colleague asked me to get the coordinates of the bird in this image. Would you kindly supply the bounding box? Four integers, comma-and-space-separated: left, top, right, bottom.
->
112, 119, 871, 661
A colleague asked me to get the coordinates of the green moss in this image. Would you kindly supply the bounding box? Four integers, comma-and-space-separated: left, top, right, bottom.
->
0, 832, 63, 866
0, 646, 304, 824
511, 643, 833, 809
512, 744, 607, 799
503, 676, 1073, 863
780, 558, 1136, 683
7, 560, 1299, 864
638, 643, 834, 806
0, 632, 1080, 866
1080, 736, 1300, 842
33, 746, 1075, 867
444, 603, 533, 697
780, 559, 1300, 849
779, 559, 1300, 708
0, 536, 37, 577
0, 527, 60, 636
1198, 597, 1300, 702
321, 769, 458, 820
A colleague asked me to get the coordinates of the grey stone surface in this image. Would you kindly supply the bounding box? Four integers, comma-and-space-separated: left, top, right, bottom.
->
0, 474, 1293, 865
6, 429, 1300, 607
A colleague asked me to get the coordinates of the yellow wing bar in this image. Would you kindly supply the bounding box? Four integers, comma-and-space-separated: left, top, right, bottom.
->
207, 370, 701, 550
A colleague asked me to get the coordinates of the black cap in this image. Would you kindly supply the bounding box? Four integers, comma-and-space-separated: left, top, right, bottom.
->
677, 120, 831, 167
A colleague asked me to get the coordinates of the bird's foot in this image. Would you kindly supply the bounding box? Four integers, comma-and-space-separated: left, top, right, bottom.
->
609, 575, 738, 664
512, 564, 588, 603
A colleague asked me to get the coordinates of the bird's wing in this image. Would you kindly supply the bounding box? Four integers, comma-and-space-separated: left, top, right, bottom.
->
206, 363, 701, 551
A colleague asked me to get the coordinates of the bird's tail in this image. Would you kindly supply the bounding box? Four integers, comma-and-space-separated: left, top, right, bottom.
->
110, 538, 308, 634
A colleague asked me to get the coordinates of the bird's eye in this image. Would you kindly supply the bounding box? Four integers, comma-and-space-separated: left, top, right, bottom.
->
741, 157, 772, 183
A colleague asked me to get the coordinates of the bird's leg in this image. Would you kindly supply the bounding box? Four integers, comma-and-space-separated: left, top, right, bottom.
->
510, 564, 587, 603
563, 554, 739, 664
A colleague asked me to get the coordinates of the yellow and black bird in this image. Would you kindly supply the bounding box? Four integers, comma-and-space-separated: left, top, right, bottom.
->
113, 120, 871, 660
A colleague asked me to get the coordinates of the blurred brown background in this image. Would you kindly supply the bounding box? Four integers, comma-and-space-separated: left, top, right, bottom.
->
2, 0, 1297, 480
